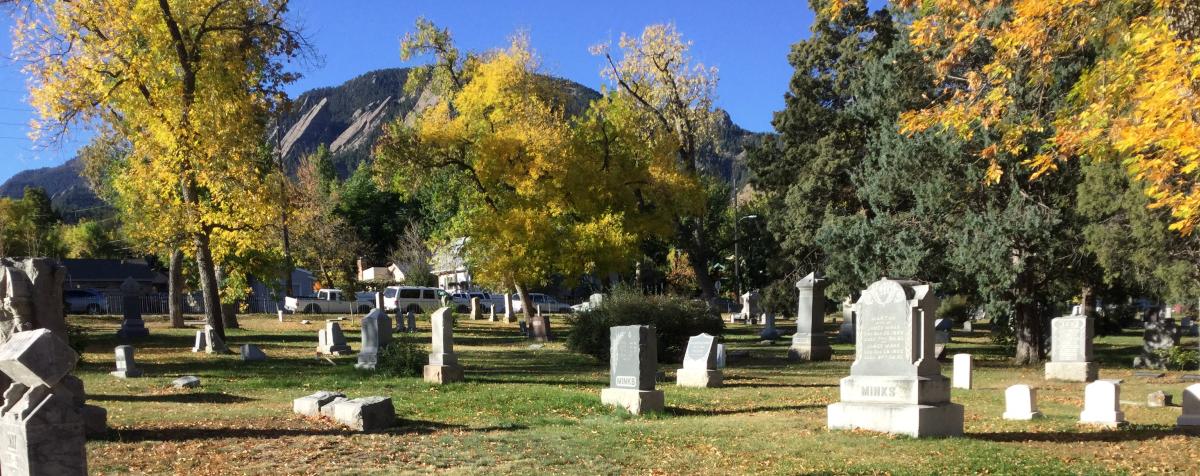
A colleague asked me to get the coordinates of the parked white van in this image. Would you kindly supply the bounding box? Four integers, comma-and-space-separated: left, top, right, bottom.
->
511, 293, 573, 313
382, 286, 448, 313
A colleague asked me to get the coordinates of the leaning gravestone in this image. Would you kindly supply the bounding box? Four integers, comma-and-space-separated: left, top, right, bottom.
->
116, 277, 149, 339
1178, 384, 1200, 428
317, 321, 351, 355
676, 333, 722, 388
601, 325, 663, 414
356, 309, 387, 370
0, 329, 88, 475
1045, 310, 1099, 382
240, 344, 266, 362
789, 272, 831, 361
1079, 380, 1126, 427
827, 278, 963, 437
110, 345, 143, 378
423, 307, 463, 384
1002, 384, 1042, 420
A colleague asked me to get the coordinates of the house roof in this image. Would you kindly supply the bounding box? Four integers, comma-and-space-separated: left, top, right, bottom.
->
59, 259, 166, 284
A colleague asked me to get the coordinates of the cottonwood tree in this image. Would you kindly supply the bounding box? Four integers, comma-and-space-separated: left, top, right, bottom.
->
13, 0, 308, 344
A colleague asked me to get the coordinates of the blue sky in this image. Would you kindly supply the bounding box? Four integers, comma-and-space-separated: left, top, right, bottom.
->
0, 0, 885, 184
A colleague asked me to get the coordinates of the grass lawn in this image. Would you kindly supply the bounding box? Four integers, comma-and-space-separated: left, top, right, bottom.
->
72, 313, 1200, 475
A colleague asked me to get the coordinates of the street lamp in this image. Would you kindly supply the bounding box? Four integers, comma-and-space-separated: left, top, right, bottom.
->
734, 214, 759, 298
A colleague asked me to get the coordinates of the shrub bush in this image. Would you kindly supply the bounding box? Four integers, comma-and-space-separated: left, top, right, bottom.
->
936, 294, 975, 324
566, 286, 723, 364
376, 334, 426, 377
1156, 347, 1199, 371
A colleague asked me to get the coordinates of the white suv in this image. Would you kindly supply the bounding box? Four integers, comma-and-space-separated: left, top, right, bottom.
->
383, 286, 448, 313
511, 293, 573, 313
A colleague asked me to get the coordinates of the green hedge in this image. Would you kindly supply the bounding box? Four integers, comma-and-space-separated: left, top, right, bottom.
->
566, 287, 724, 364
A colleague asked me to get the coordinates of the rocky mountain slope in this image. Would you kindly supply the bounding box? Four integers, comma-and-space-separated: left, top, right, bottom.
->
2, 67, 756, 217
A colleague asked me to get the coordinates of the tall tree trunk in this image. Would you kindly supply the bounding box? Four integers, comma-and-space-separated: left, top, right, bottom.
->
193, 232, 226, 343
515, 283, 533, 322
682, 233, 717, 301
1012, 271, 1045, 365
168, 248, 185, 328
214, 264, 240, 329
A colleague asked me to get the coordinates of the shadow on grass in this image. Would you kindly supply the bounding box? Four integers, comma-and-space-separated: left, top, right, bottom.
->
466, 376, 604, 387
969, 426, 1200, 443
720, 382, 837, 389
106, 418, 527, 443
667, 403, 824, 417
90, 393, 257, 404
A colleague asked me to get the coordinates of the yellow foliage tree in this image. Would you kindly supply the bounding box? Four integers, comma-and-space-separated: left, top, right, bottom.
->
13, 0, 306, 343
376, 20, 699, 318
822, 0, 1200, 234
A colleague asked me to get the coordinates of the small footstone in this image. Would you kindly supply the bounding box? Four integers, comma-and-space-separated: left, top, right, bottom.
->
300, 320, 311, 325
292, 391, 346, 417
1002, 384, 1042, 420
330, 396, 395, 432
1134, 370, 1166, 379
172, 376, 200, 389
1147, 390, 1172, 407
241, 344, 267, 362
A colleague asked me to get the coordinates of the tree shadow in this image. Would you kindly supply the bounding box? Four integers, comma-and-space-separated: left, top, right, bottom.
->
719, 382, 836, 389
104, 418, 528, 442
90, 393, 257, 404
667, 403, 825, 417
466, 376, 604, 387
969, 426, 1200, 443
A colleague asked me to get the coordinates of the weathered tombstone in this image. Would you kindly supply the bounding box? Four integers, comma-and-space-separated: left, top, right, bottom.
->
423, 307, 463, 384
503, 293, 515, 323
589, 293, 605, 309
1045, 313, 1099, 382
469, 297, 480, 320
330, 396, 395, 432
191, 331, 207, 353
488, 304, 496, 322
952, 354, 972, 390
827, 278, 963, 437
789, 272, 831, 361
317, 321, 351, 355
715, 344, 727, 370
600, 325, 664, 414
836, 297, 856, 344
1079, 380, 1126, 427
115, 277, 149, 339
736, 291, 760, 323
759, 313, 780, 341
240, 344, 266, 362
277, 310, 285, 322
1177, 384, 1200, 427
1002, 384, 1042, 420
1147, 390, 1172, 407
0, 329, 87, 475
530, 309, 552, 342
292, 391, 345, 417
172, 376, 200, 389
1134, 315, 1176, 369
355, 309, 385, 370
406, 310, 417, 333
676, 333, 722, 388
962, 320, 973, 332
0, 258, 69, 341
110, 345, 143, 378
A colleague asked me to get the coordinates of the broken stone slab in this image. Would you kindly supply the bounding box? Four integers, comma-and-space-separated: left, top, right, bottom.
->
329, 396, 394, 432
0, 329, 78, 388
171, 376, 200, 389
292, 391, 346, 417
1148, 390, 1173, 407
319, 396, 348, 418
240, 344, 267, 362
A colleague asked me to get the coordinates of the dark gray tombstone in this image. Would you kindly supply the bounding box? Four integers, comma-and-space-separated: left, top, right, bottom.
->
356, 309, 387, 370
115, 277, 149, 339
601, 325, 663, 414
789, 272, 831, 361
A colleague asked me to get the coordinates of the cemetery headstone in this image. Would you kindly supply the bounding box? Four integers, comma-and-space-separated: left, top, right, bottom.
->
329, 396, 395, 432
406, 311, 417, 333
836, 297, 856, 344
0, 329, 88, 475
826, 278, 964, 437
1177, 384, 1200, 427
759, 313, 780, 341
172, 376, 200, 389
715, 344, 727, 370
1002, 384, 1042, 420
503, 293, 515, 323
676, 333, 722, 388
600, 325, 664, 414
933, 318, 952, 359
736, 291, 760, 323
1147, 390, 1172, 407
192, 331, 207, 353
530, 310, 552, 342
110, 345, 143, 378
1044, 312, 1099, 382
789, 272, 831, 361
240, 344, 267, 362
115, 277, 149, 339
1134, 315, 1176, 369
292, 391, 345, 418
277, 310, 284, 322
317, 321, 351, 355
488, 304, 496, 322
952, 354, 972, 390
962, 320, 973, 332
423, 307, 463, 384
355, 309, 387, 370
1079, 380, 1126, 427
470, 297, 480, 320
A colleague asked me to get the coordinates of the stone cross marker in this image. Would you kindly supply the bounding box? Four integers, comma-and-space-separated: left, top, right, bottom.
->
1177, 384, 1200, 428
1045, 313, 1098, 382
790, 272, 831, 361
317, 321, 351, 355
1003, 384, 1042, 420
601, 325, 663, 414
677, 333, 722, 388
110, 345, 143, 378
1079, 380, 1126, 427
827, 278, 963, 437
0, 329, 88, 475
423, 307, 463, 384
115, 277, 149, 339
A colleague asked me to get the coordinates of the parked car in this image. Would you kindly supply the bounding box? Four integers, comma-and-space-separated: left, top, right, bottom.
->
382, 286, 448, 313
64, 289, 108, 315
511, 293, 573, 313
284, 289, 373, 314
449, 291, 506, 313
